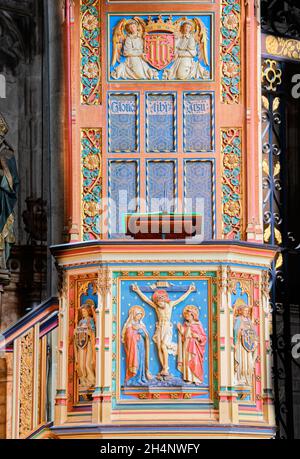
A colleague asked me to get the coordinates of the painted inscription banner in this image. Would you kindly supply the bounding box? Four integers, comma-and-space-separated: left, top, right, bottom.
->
108, 93, 139, 153
146, 93, 177, 152
183, 92, 214, 152
108, 14, 213, 82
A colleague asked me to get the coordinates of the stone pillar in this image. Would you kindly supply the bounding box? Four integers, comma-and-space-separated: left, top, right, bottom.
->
54, 271, 68, 425
92, 267, 112, 424
0, 357, 7, 438
261, 270, 276, 425
0, 269, 10, 331
218, 266, 239, 424
245, 0, 264, 242
0, 353, 12, 439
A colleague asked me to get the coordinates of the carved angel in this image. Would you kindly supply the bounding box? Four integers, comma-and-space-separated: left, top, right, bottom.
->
111, 17, 159, 80
163, 18, 209, 81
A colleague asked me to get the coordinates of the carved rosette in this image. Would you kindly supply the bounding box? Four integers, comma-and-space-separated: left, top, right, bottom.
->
80, 0, 101, 104
220, 0, 241, 104
81, 129, 102, 240
19, 330, 34, 438
221, 128, 242, 240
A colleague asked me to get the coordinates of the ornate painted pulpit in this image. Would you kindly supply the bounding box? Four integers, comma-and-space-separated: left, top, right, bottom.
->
50, 0, 277, 439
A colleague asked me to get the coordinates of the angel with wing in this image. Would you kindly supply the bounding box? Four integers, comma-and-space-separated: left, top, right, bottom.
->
111, 18, 159, 80
163, 18, 210, 81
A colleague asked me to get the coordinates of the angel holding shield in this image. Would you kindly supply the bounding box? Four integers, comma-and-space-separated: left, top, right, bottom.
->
111, 18, 159, 80
163, 19, 209, 81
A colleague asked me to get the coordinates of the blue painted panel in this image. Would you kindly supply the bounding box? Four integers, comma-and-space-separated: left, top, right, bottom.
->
108, 160, 138, 237
146, 93, 176, 152
147, 160, 176, 212
183, 92, 214, 152
184, 160, 213, 239
108, 93, 139, 152
119, 278, 210, 400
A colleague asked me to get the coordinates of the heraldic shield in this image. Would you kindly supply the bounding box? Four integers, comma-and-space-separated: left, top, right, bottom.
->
241, 328, 257, 353
75, 326, 89, 350
144, 33, 175, 70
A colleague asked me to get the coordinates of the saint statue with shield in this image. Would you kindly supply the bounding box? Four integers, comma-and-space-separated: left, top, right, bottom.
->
233, 299, 258, 387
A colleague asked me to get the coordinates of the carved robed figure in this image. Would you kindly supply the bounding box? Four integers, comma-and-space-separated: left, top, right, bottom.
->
122, 306, 152, 385
0, 114, 19, 269
132, 283, 196, 379
233, 299, 258, 387
177, 305, 207, 385
74, 300, 96, 389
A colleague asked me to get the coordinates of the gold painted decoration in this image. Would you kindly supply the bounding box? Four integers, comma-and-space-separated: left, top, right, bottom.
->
261, 59, 282, 92
275, 253, 283, 269
19, 330, 34, 438
262, 95, 269, 110
81, 129, 102, 240
220, 0, 241, 104
221, 128, 242, 239
266, 35, 300, 61
80, 0, 101, 104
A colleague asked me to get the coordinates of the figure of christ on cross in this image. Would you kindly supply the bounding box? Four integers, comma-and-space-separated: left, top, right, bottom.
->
131, 283, 196, 379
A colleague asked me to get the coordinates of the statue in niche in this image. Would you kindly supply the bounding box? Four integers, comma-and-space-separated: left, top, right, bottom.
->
74, 299, 96, 389
233, 299, 258, 387
122, 306, 152, 386
163, 19, 209, 81
0, 114, 19, 269
177, 305, 207, 385
111, 18, 159, 80
131, 283, 196, 379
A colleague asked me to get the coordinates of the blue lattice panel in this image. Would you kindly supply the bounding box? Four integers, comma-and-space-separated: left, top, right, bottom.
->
183, 92, 214, 152
146, 93, 177, 152
108, 93, 139, 153
146, 160, 176, 213
108, 160, 139, 237
184, 160, 215, 240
